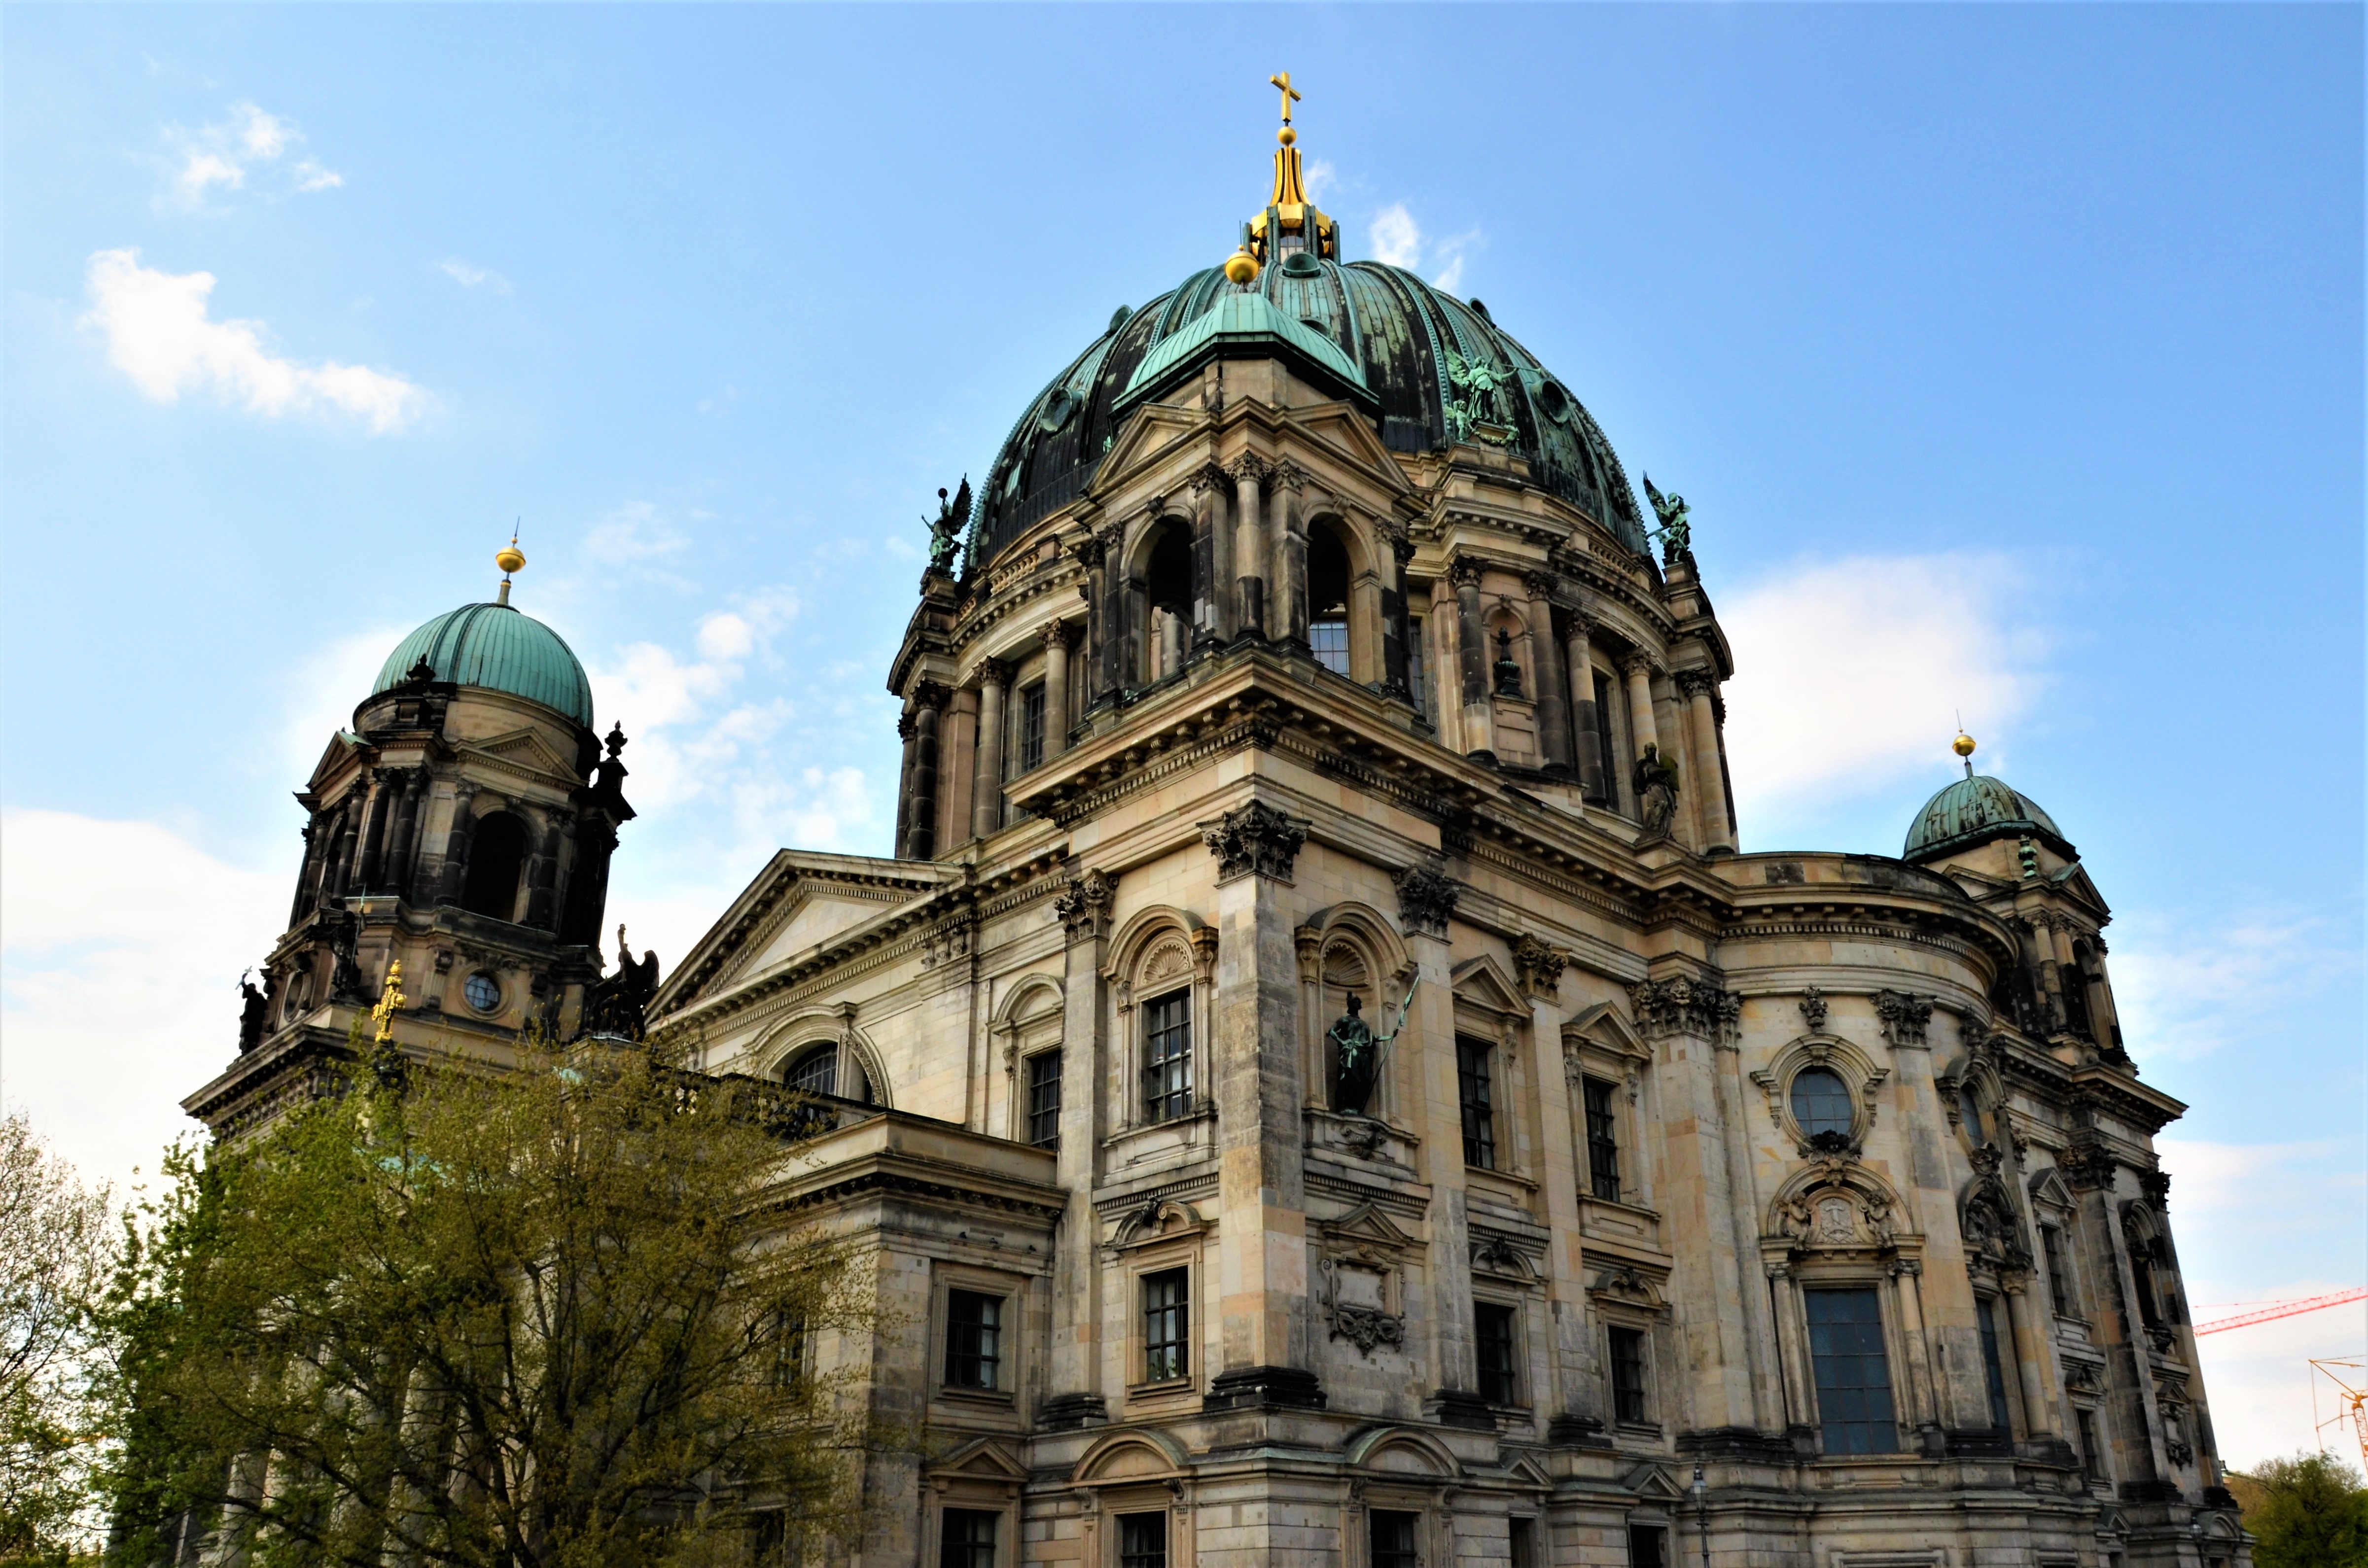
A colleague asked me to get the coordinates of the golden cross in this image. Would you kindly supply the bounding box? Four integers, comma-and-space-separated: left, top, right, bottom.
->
1270, 71, 1301, 125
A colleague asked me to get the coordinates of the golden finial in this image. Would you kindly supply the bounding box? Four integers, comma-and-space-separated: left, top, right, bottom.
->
1953, 729, 1977, 777
1246, 70, 1334, 267
495, 524, 525, 606
1224, 245, 1261, 286
371, 960, 406, 1045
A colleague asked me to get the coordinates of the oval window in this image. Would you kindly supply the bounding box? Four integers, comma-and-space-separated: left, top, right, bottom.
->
463, 972, 501, 1014
1534, 380, 1573, 422
1037, 388, 1076, 433
1790, 1066, 1853, 1138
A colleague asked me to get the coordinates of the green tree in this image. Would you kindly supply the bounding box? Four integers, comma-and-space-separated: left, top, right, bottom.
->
0, 1111, 115, 1565
2230, 1450, 2368, 1568
100, 1036, 869, 1568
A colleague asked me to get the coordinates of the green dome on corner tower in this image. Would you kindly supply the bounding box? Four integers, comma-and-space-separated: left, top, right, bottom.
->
1903, 772, 2072, 864
371, 602, 596, 730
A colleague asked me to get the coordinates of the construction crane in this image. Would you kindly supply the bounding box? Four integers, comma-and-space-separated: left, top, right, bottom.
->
2312, 1360, 2368, 1469
2193, 1286, 2368, 1336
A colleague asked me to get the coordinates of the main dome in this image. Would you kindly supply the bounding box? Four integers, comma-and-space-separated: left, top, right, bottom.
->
1904, 773, 2072, 863
371, 602, 596, 729
967, 257, 1652, 567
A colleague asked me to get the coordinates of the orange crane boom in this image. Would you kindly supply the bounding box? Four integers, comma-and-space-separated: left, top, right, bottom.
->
2194, 1287, 2368, 1336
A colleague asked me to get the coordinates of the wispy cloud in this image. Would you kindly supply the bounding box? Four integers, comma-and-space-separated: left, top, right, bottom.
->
2110, 909, 2355, 1063
584, 500, 690, 566
1721, 551, 2050, 835
439, 258, 510, 294
1363, 201, 1482, 293
160, 100, 341, 210
82, 248, 431, 434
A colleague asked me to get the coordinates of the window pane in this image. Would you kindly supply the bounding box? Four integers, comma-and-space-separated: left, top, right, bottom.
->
1143, 990, 1193, 1123
945, 1290, 1003, 1390
1019, 684, 1046, 774
1407, 618, 1427, 714
1790, 1067, 1853, 1138
1584, 1077, 1621, 1202
2043, 1226, 2076, 1318
1959, 1085, 1989, 1145
1592, 670, 1622, 808
1457, 1038, 1496, 1169
1371, 1512, 1420, 1568
1608, 1325, 1648, 1423
1119, 1514, 1167, 1568
1142, 1268, 1190, 1382
1310, 618, 1350, 676
940, 1509, 996, 1568
1805, 1288, 1898, 1454
1476, 1302, 1518, 1404
1977, 1296, 2013, 1431
1026, 1051, 1062, 1150
787, 1048, 838, 1097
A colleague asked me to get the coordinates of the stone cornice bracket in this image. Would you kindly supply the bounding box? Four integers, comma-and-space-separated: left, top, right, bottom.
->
1798, 987, 1828, 1033
1628, 976, 1742, 1047
1140, 493, 1168, 522
1511, 933, 1567, 998
1053, 867, 1115, 943
1520, 569, 1559, 600
1199, 800, 1309, 884
1874, 989, 1935, 1048
1447, 554, 1488, 588
1393, 865, 1460, 940
1673, 667, 1717, 699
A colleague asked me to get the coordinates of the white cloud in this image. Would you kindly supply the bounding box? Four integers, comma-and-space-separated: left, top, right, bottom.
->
160, 99, 340, 209
439, 258, 510, 294
1721, 552, 2048, 831
0, 812, 285, 1194
1304, 158, 1336, 205
584, 500, 688, 565
82, 248, 430, 434
1369, 202, 1421, 268
275, 625, 410, 782
2109, 910, 2355, 1063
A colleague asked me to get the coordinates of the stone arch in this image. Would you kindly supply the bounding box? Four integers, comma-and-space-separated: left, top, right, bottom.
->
1344, 1425, 1460, 1477
1483, 600, 1532, 699
1071, 1429, 1189, 1484
753, 1007, 889, 1108
1766, 1159, 1914, 1258
1112, 1197, 1208, 1249
1104, 905, 1205, 986
1127, 511, 1196, 684
993, 972, 1065, 1029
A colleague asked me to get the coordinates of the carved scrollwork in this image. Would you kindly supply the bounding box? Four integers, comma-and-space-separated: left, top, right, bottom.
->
1798, 987, 1828, 1033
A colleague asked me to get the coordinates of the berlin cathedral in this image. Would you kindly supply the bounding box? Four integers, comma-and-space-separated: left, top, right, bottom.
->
187, 81, 2247, 1568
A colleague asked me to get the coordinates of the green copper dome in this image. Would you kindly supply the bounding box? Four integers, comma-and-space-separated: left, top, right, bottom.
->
1904, 773, 2072, 863
371, 602, 595, 729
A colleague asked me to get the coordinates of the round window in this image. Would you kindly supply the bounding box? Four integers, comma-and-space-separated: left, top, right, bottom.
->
1037, 387, 1076, 433
1789, 1066, 1853, 1138
462, 972, 502, 1014
1534, 379, 1573, 422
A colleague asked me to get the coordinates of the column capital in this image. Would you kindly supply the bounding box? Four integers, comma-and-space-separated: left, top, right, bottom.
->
1271, 458, 1308, 492
1190, 462, 1229, 495
1512, 933, 1567, 998
896, 711, 918, 740
1393, 864, 1461, 939
1095, 517, 1127, 554
1053, 867, 1116, 942
1674, 667, 1718, 700
909, 678, 953, 711
1224, 452, 1270, 486
1048, 618, 1082, 652
1520, 568, 1559, 600
1448, 554, 1488, 588
1198, 799, 1308, 883
975, 657, 1013, 690
1067, 531, 1106, 569
1618, 647, 1659, 679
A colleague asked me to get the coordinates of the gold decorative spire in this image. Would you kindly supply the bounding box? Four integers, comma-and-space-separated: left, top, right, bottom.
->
1243, 69, 1338, 268
496, 525, 526, 606
1953, 729, 1977, 777
372, 960, 406, 1045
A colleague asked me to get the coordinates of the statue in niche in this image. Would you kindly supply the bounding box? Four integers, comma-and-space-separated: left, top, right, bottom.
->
1633, 742, 1681, 839
1493, 628, 1523, 697
1641, 474, 1692, 562
236, 970, 270, 1054
922, 477, 970, 576
1328, 982, 1417, 1117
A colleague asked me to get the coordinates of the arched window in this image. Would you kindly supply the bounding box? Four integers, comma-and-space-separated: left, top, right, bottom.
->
1790, 1067, 1853, 1139
783, 1044, 873, 1104
1143, 519, 1193, 683
1959, 1083, 1992, 1147
2064, 941, 2096, 1040
1308, 525, 1351, 676
461, 811, 529, 920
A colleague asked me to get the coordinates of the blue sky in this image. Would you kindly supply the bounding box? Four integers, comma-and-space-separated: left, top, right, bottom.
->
2, 4, 2359, 1465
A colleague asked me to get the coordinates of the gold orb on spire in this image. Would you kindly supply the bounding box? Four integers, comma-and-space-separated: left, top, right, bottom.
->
1224, 246, 1261, 285
1953, 732, 1977, 759
497, 543, 526, 575
1278, 125, 1296, 147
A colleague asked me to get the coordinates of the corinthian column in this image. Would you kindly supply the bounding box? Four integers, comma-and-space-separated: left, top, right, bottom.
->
1565, 611, 1607, 803
1230, 456, 1268, 637
1042, 624, 1073, 760
903, 681, 948, 860
1450, 556, 1493, 760
970, 659, 1010, 840
1677, 668, 1734, 854
1523, 572, 1573, 774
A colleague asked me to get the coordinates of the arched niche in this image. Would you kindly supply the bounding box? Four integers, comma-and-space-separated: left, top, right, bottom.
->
461, 809, 530, 920
1129, 512, 1195, 684
754, 1007, 888, 1109
1071, 1429, 1189, 1485
1748, 1034, 1891, 1157
1344, 1425, 1460, 1478
1765, 1158, 1916, 1261
1298, 902, 1414, 1115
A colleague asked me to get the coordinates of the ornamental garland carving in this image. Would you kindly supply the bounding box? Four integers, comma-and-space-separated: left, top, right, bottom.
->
1874, 990, 1935, 1047
1393, 865, 1460, 939
1629, 977, 1742, 1044
1798, 987, 1828, 1032
1199, 801, 1308, 883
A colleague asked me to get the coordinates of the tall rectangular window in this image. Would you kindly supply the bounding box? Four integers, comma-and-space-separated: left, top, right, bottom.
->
1509, 1518, 1535, 1568
944, 1290, 1003, 1391
1407, 618, 1427, 715
1457, 1037, 1496, 1169
1583, 1077, 1622, 1201
2042, 1225, 2076, 1318
1118, 1514, 1167, 1568
1608, 1325, 1649, 1423
1592, 670, 1623, 808
1627, 1526, 1665, 1568
1142, 1268, 1190, 1382
770, 1311, 808, 1391
1142, 990, 1193, 1123
1476, 1302, 1519, 1404
1976, 1295, 2014, 1432
939, 1509, 997, 1568
1025, 1051, 1061, 1150
1804, 1287, 1898, 1455
1370, 1512, 1420, 1568
1017, 683, 1046, 774
2078, 1408, 2105, 1479
1310, 616, 1350, 676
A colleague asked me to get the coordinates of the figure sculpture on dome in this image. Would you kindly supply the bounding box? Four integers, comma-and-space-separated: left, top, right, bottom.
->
923, 478, 971, 576
1641, 474, 1692, 562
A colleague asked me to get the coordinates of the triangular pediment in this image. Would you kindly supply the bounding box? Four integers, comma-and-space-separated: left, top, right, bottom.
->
1563, 1001, 1649, 1060
464, 727, 578, 783
1451, 955, 1526, 1017
308, 729, 369, 791
929, 1436, 1028, 1483
2050, 861, 2112, 921
1322, 1201, 1416, 1253
1624, 1461, 1687, 1501
653, 850, 955, 1017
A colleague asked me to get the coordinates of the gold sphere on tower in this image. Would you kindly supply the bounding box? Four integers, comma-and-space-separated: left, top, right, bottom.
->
1278, 125, 1296, 146
1223, 246, 1261, 285
1953, 732, 1977, 759
496, 544, 527, 575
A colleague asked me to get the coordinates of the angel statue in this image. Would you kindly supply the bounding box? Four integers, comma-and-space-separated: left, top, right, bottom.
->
1443, 351, 1513, 443
1327, 980, 1418, 1117
1633, 741, 1681, 840
923, 477, 971, 576
580, 924, 662, 1041
1639, 474, 1691, 562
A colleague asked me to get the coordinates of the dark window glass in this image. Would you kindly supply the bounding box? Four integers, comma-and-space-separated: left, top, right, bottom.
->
2077, 1409, 2104, 1479
1627, 1525, 1665, 1568
1371, 1512, 1420, 1568
1608, 1325, 1649, 1423
1790, 1067, 1853, 1139
2064, 949, 2095, 1038
939, 1509, 996, 1568
1025, 1051, 1062, 1149
1018, 684, 1046, 774
1476, 1302, 1518, 1404
461, 811, 528, 919
1510, 1518, 1535, 1568
1959, 1084, 1990, 1145
1592, 670, 1623, 808
1310, 617, 1350, 675
1584, 1077, 1622, 1201
462, 972, 501, 1013
1457, 1038, 1496, 1169
1977, 1295, 2014, 1431
1805, 1288, 1898, 1455
1142, 990, 1193, 1123
786, 1048, 838, 1097
1408, 618, 1427, 715
944, 1290, 1002, 1390
1142, 1268, 1189, 1382
1119, 1514, 1166, 1568
1309, 527, 1350, 676
770, 1311, 808, 1390
2043, 1225, 2076, 1318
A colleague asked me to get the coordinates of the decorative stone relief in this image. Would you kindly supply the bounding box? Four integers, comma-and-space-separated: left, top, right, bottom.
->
1874, 990, 1935, 1047
1629, 977, 1742, 1044
1053, 868, 1115, 941
1512, 933, 1566, 998
1199, 801, 1308, 883
1393, 865, 1460, 939
1798, 987, 1828, 1033
1317, 1204, 1413, 1358
2059, 1138, 2117, 1191
921, 919, 974, 970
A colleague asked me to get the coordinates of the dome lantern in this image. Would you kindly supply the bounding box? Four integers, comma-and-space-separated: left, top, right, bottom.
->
1245, 70, 1339, 268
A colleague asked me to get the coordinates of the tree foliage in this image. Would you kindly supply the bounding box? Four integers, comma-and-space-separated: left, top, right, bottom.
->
101, 1038, 868, 1568
2230, 1450, 2368, 1568
0, 1112, 116, 1564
